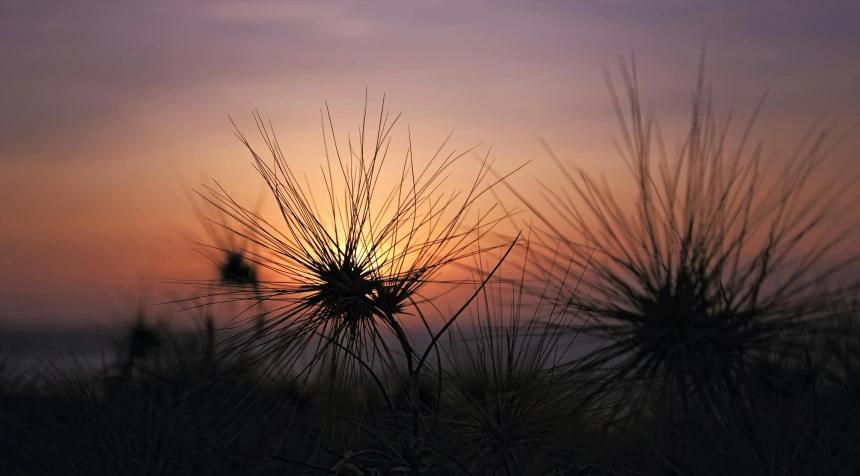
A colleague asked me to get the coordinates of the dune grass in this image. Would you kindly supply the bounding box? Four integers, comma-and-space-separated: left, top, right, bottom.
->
3, 56, 860, 475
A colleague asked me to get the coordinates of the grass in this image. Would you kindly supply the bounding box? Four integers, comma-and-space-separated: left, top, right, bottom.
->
433, 241, 608, 475
509, 54, 860, 427
3, 56, 860, 475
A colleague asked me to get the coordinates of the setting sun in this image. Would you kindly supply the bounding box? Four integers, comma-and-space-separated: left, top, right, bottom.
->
3, 2, 860, 474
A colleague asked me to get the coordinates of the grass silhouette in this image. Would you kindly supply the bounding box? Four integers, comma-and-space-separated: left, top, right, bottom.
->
433, 238, 610, 475
2, 55, 860, 475
511, 54, 860, 427
168, 92, 524, 472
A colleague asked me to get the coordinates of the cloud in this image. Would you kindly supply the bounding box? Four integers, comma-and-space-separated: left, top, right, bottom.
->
2, 0, 858, 162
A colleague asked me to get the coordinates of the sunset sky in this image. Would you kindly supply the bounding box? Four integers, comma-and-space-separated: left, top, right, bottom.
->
2, 0, 860, 330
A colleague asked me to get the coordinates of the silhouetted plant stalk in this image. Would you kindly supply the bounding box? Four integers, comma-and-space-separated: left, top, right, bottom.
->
118, 309, 162, 379
174, 171, 269, 342
108, 290, 168, 383
434, 234, 607, 475
181, 94, 523, 459
511, 53, 860, 421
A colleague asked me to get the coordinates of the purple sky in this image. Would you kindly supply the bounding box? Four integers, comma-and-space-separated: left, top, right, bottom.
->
2, 0, 859, 329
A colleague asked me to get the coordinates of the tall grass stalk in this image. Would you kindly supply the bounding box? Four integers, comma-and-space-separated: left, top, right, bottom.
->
434, 234, 612, 475
173, 93, 524, 471
512, 53, 860, 424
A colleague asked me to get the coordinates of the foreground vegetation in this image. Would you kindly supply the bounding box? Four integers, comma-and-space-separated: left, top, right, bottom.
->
2, 57, 860, 475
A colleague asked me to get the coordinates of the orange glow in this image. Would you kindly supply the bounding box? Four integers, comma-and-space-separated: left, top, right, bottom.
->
2, 2, 860, 329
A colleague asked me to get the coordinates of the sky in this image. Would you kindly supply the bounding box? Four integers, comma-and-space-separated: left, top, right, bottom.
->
2, 0, 860, 330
